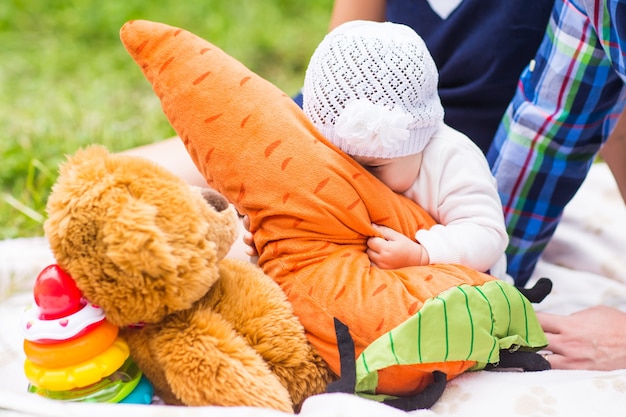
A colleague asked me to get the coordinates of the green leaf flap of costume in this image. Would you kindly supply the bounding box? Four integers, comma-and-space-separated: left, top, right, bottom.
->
355, 280, 548, 397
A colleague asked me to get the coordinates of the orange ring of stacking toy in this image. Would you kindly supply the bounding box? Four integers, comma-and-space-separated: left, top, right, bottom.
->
23, 320, 119, 367
24, 337, 129, 391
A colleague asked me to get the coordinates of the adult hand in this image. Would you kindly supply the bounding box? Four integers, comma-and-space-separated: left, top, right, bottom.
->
366, 224, 429, 269
537, 306, 626, 371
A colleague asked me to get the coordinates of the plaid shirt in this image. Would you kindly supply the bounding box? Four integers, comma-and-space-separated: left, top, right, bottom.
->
487, 0, 626, 285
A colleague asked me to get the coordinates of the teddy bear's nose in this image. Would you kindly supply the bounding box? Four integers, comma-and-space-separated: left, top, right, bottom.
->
200, 188, 229, 212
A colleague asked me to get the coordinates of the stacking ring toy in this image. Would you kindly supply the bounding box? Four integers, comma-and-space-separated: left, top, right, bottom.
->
119, 375, 154, 404
24, 337, 129, 391
27, 358, 146, 403
24, 320, 118, 367
22, 301, 105, 343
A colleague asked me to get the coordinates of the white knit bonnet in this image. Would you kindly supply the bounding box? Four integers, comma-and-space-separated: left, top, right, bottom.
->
303, 20, 444, 158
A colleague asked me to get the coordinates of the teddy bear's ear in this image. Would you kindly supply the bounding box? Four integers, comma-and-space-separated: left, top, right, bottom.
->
97, 197, 183, 326
102, 198, 177, 279
97, 194, 222, 326
200, 187, 229, 212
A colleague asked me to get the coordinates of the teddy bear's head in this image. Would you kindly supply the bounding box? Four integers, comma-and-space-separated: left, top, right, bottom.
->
44, 145, 238, 327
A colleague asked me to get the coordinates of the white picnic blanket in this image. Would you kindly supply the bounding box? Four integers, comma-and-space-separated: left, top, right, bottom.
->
1, 162, 625, 416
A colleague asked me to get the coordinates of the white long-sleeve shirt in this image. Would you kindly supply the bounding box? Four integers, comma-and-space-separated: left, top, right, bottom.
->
402, 124, 509, 278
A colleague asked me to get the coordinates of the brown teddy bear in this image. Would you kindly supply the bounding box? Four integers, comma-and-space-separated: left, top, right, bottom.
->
42, 145, 334, 412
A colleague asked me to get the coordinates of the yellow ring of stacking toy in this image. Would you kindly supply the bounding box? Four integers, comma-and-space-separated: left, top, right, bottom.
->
24, 337, 129, 391
23, 320, 119, 367
27, 358, 145, 403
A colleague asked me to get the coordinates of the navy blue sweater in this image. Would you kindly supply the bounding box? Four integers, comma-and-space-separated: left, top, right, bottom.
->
386, 0, 553, 152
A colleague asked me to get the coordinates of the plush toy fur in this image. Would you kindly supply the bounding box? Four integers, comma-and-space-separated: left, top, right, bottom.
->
119, 19, 548, 405
43, 145, 334, 412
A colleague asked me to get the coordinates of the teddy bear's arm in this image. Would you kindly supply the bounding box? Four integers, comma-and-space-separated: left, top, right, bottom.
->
213, 259, 335, 407
149, 311, 294, 411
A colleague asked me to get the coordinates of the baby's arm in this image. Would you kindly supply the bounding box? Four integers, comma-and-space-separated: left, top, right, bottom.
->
405, 128, 509, 273
244, 215, 430, 269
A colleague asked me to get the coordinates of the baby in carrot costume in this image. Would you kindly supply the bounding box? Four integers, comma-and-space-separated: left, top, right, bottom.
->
119, 20, 549, 408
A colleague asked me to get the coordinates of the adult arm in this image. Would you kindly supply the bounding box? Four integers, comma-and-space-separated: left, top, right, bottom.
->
120, 137, 208, 187
537, 306, 626, 370
600, 108, 626, 204
487, 0, 626, 285
329, 0, 386, 30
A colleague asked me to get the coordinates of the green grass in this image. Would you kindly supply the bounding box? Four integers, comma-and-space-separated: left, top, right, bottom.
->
0, 0, 333, 239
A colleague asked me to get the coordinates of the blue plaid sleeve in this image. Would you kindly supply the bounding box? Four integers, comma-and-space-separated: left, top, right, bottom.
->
487, 0, 626, 285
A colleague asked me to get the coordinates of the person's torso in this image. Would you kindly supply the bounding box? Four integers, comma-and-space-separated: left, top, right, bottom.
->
386, 0, 554, 153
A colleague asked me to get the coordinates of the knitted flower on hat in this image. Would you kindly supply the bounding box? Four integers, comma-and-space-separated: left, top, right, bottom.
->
334, 99, 413, 156
303, 20, 444, 159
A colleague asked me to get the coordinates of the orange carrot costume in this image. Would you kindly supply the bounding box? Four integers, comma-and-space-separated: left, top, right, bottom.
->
120, 20, 547, 400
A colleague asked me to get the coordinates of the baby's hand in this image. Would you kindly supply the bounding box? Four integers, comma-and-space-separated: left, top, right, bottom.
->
366, 224, 429, 269
242, 215, 259, 258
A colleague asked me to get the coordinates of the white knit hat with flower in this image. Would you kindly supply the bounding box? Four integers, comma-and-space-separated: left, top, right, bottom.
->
303, 20, 444, 159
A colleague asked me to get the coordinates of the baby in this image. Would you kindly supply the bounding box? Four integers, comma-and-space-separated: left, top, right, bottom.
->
302, 20, 508, 278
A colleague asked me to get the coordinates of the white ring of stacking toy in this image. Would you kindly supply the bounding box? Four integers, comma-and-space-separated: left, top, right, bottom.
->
22, 301, 105, 342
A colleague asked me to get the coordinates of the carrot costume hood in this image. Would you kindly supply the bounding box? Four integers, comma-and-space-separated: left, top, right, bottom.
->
119, 20, 548, 408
